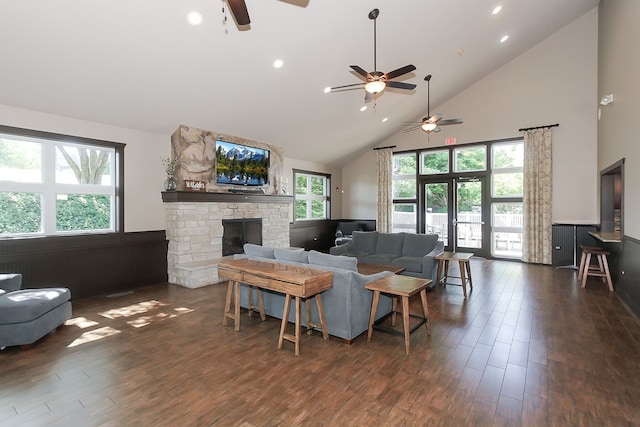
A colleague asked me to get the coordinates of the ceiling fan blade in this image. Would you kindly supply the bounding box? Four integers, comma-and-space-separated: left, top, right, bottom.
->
328, 83, 365, 91
386, 81, 417, 91
438, 118, 464, 126
428, 113, 443, 122
227, 0, 251, 25
403, 125, 422, 133
385, 64, 416, 80
350, 65, 371, 79
433, 126, 442, 133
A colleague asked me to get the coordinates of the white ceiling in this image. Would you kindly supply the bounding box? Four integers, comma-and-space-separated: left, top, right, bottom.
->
0, 0, 598, 166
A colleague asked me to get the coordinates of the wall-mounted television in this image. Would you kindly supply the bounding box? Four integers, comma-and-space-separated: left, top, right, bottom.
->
215, 139, 270, 186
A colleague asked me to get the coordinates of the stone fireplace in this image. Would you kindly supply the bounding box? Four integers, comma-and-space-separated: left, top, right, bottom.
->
163, 192, 293, 288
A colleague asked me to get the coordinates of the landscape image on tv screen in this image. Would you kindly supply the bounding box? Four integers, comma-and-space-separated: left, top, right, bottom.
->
215, 140, 270, 186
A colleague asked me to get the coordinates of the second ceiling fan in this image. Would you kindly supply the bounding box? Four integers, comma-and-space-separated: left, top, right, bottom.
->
403, 75, 463, 133
327, 8, 417, 102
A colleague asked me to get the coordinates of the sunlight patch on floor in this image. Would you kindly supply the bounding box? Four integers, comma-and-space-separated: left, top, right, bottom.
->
67, 326, 121, 348
98, 300, 168, 319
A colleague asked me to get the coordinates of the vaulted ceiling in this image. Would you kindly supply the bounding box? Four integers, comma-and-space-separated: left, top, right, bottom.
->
0, 0, 599, 165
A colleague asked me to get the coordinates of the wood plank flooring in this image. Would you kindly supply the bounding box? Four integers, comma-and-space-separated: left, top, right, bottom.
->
2, 259, 640, 426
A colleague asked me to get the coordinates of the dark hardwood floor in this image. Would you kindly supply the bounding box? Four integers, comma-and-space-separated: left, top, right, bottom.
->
2, 259, 640, 426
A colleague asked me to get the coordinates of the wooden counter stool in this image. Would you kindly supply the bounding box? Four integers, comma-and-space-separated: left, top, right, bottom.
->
578, 245, 614, 292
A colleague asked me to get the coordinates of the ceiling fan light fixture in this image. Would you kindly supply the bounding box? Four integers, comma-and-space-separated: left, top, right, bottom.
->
365, 80, 386, 94
422, 122, 438, 132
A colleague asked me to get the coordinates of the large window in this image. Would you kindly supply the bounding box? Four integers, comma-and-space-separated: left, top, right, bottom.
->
294, 170, 330, 221
392, 153, 417, 233
491, 141, 523, 258
0, 126, 124, 237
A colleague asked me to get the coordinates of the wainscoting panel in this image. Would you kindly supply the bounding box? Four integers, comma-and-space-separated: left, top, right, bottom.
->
0, 231, 168, 299
618, 235, 640, 319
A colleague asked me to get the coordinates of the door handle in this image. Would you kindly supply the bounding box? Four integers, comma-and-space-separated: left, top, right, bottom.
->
452, 218, 457, 226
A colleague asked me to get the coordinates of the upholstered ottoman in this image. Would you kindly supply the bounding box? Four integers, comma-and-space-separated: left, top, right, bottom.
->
0, 274, 72, 349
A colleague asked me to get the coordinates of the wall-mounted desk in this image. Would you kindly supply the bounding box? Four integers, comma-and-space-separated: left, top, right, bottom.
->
589, 231, 622, 243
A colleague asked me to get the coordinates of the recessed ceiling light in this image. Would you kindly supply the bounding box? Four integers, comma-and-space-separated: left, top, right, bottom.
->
500, 35, 509, 43
382, 117, 388, 122
187, 11, 203, 26
492, 6, 502, 15
360, 106, 367, 112
323, 87, 332, 94
273, 59, 284, 69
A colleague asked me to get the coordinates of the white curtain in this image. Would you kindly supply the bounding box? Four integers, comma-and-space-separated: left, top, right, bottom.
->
375, 148, 393, 233
522, 128, 553, 264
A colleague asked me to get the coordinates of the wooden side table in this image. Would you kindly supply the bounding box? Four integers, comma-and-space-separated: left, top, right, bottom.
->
365, 275, 431, 356
435, 252, 474, 298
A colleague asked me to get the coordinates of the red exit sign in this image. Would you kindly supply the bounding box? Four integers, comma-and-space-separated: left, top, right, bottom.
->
446, 137, 457, 145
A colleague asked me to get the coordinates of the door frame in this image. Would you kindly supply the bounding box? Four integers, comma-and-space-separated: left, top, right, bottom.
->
419, 175, 491, 258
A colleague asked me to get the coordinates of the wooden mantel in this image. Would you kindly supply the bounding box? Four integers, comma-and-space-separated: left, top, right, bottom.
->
161, 191, 293, 204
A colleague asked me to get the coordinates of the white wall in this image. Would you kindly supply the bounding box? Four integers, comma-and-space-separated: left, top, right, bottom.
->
598, 0, 640, 239
0, 104, 169, 232
342, 8, 599, 225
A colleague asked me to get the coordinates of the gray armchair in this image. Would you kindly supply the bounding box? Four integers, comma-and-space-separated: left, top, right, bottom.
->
0, 273, 72, 350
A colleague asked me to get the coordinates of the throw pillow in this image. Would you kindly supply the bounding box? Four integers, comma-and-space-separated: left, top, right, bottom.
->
274, 248, 309, 264
308, 250, 358, 271
351, 231, 378, 253
243, 243, 275, 259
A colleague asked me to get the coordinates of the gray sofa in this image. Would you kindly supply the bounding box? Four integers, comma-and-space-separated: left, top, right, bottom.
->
330, 231, 444, 285
0, 273, 72, 349
236, 244, 394, 342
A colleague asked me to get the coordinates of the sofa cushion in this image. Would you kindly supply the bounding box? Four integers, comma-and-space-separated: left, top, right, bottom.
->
243, 243, 275, 259
351, 231, 378, 254
402, 233, 439, 257
360, 254, 397, 265
274, 248, 309, 264
308, 250, 358, 272
0, 288, 71, 324
391, 256, 424, 273
375, 232, 405, 255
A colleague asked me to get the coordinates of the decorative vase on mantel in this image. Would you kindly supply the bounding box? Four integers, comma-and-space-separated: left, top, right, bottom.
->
164, 174, 177, 191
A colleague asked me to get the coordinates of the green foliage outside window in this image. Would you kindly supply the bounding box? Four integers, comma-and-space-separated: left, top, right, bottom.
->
0, 192, 41, 233
56, 195, 111, 231
455, 147, 486, 172
422, 151, 449, 174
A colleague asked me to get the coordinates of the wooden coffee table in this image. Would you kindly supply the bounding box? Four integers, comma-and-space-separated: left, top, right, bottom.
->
434, 251, 474, 298
357, 262, 405, 275
365, 275, 431, 355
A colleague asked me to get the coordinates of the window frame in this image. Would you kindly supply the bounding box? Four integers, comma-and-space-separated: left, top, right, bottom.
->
292, 169, 331, 222
0, 125, 125, 237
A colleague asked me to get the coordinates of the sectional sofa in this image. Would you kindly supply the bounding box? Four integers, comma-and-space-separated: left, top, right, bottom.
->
330, 231, 444, 285
236, 244, 394, 342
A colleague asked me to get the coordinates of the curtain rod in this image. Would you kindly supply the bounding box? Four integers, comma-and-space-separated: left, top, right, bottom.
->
518, 123, 559, 132
373, 145, 396, 151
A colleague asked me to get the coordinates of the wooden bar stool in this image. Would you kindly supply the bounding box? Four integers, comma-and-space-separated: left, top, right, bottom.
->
578, 245, 614, 292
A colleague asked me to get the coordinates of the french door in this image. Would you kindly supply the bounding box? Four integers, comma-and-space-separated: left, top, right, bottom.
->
421, 176, 489, 257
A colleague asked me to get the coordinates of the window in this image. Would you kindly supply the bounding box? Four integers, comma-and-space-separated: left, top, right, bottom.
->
490, 140, 523, 258
294, 170, 330, 221
393, 153, 417, 199
392, 153, 417, 232
0, 126, 124, 237
454, 146, 486, 172
420, 150, 449, 175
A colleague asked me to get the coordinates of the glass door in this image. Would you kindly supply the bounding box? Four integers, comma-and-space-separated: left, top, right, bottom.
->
422, 177, 489, 257
454, 178, 486, 255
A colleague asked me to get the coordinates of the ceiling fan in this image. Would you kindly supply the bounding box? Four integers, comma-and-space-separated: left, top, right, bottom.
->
403, 75, 463, 133
326, 8, 417, 102
224, 0, 308, 26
